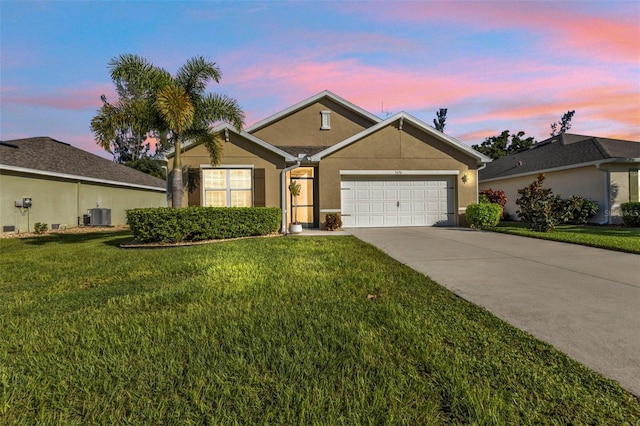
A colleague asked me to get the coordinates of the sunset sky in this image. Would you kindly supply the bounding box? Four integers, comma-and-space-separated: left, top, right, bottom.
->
1, 1, 638, 158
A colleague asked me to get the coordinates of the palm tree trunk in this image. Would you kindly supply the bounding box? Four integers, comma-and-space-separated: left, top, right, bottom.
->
171, 138, 183, 208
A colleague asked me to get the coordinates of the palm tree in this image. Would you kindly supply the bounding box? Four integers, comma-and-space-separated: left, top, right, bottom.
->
92, 54, 245, 207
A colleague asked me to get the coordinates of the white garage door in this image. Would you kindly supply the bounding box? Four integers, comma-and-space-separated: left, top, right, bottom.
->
341, 176, 455, 227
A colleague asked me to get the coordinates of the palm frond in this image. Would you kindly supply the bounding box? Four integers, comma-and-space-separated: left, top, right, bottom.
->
156, 84, 195, 135
195, 93, 245, 130
183, 128, 223, 166
175, 56, 221, 96
108, 54, 170, 99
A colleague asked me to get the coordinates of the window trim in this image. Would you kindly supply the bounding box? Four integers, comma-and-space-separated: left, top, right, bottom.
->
201, 166, 254, 207
320, 110, 331, 130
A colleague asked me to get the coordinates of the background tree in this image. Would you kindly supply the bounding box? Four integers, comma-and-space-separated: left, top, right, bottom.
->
550, 110, 575, 136
124, 157, 166, 180
92, 54, 244, 207
472, 130, 535, 160
91, 95, 158, 164
433, 108, 447, 132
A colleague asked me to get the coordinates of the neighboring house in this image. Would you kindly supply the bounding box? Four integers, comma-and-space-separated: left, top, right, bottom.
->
0, 137, 166, 232
479, 133, 640, 224
169, 90, 492, 231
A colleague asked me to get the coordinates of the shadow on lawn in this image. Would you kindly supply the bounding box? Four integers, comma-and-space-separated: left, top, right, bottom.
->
22, 230, 132, 247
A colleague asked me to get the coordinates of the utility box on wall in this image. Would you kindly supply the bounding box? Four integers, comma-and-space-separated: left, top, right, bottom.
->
15, 197, 32, 208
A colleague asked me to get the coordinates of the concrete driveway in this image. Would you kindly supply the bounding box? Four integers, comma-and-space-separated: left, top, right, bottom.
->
347, 227, 640, 396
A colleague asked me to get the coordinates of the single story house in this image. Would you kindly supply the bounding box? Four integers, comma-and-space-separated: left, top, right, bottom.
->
478, 133, 640, 224
0, 137, 167, 232
170, 90, 492, 231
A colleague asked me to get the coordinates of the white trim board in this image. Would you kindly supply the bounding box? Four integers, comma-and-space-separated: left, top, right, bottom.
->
311, 112, 492, 164
200, 164, 255, 169
0, 165, 166, 192
166, 123, 297, 162
340, 170, 460, 176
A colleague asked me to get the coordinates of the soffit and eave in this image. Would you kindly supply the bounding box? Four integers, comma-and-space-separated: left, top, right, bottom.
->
309, 112, 492, 165
174, 92, 492, 166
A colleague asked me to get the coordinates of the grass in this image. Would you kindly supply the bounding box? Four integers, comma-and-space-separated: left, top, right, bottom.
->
1, 231, 639, 424
490, 222, 640, 254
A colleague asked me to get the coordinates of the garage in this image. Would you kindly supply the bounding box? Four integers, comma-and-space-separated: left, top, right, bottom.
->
340, 175, 455, 227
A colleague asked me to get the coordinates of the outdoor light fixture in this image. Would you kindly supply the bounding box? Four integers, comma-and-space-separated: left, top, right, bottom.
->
461, 173, 470, 184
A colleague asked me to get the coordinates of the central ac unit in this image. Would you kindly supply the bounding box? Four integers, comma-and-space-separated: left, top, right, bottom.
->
87, 208, 111, 226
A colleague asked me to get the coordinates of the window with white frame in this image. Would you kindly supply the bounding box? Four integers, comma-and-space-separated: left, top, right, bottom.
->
320, 110, 331, 130
202, 168, 252, 207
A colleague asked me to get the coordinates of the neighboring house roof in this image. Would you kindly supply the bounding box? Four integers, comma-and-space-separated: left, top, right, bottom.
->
0, 137, 166, 191
309, 112, 493, 164
479, 134, 640, 182
245, 90, 381, 133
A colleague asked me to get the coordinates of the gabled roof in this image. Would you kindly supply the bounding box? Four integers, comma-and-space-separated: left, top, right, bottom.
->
167, 123, 297, 161
309, 112, 493, 164
479, 133, 640, 182
0, 137, 165, 191
245, 90, 381, 133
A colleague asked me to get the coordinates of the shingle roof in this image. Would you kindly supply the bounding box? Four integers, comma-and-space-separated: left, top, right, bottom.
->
0, 137, 165, 190
479, 134, 640, 181
275, 145, 331, 157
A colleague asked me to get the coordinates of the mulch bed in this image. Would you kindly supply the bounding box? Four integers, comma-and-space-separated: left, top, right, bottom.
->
0, 226, 129, 239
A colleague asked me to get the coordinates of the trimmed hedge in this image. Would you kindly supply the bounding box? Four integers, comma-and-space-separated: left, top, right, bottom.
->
126, 207, 281, 243
466, 203, 502, 229
621, 202, 640, 227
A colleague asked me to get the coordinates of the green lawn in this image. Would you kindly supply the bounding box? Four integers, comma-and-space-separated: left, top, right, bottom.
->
1, 232, 639, 424
491, 223, 640, 254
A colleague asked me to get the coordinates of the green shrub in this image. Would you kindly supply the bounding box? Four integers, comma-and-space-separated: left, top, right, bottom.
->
479, 188, 508, 219
621, 202, 640, 227
126, 207, 281, 243
323, 213, 343, 231
516, 174, 559, 232
466, 203, 502, 229
33, 222, 48, 234
560, 196, 599, 225
515, 176, 600, 230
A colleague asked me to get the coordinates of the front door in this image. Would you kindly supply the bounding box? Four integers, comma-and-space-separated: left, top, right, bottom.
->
290, 167, 317, 228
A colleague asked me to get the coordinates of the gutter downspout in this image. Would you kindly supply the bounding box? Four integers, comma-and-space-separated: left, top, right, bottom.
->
475, 163, 487, 203
281, 160, 301, 234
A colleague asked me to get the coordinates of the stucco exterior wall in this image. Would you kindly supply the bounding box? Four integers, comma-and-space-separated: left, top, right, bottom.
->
318, 122, 479, 226
175, 134, 287, 208
0, 171, 165, 232
251, 99, 374, 147
479, 166, 608, 222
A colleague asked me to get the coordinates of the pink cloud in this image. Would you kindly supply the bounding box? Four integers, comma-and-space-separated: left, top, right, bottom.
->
350, 2, 640, 64
233, 55, 639, 142
1, 83, 115, 111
